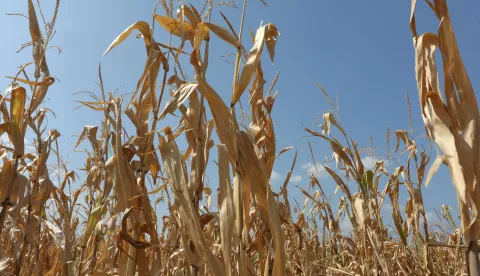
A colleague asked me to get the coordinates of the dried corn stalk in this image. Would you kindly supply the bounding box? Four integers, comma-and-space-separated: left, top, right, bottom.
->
411, 0, 480, 273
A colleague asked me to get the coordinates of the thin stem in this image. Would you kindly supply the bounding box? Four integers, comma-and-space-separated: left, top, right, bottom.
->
15, 193, 32, 275
231, 0, 247, 97
78, 188, 94, 276
90, 238, 100, 273
126, 228, 139, 276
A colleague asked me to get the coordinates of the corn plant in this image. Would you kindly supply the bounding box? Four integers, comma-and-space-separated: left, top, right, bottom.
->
0, 0, 475, 275
411, 0, 480, 274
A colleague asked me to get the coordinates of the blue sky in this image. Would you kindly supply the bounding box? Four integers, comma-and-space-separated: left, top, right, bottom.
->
1, 0, 479, 230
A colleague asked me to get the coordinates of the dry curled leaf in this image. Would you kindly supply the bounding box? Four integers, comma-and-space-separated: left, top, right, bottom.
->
154, 15, 194, 41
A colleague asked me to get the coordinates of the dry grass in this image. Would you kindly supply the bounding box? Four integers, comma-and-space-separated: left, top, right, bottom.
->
0, 0, 476, 275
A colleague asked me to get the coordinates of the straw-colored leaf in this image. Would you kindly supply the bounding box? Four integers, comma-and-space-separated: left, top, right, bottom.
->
154, 15, 194, 41
197, 79, 238, 161
425, 154, 445, 188
231, 24, 267, 106
181, 4, 199, 28
203, 22, 239, 49
74, 125, 98, 149
104, 21, 152, 55
194, 23, 210, 52
10, 86, 26, 157
354, 196, 365, 229
159, 135, 225, 275
413, 32, 468, 203
275, 146, 293, 159
5, 76, 55, 87
41, 218, 66, 250
28, 0, 47, 78
323, 112, 345, 136
76, 101, 109, 111
159, 83, 198, 119
218, 144, 235, 274
265, 23, 280, 63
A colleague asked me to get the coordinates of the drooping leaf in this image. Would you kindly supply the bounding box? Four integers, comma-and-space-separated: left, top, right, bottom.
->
41, 218, 66, 250
154, 15, 194, 41
203, 22, 239, 49
322, 112, 345, 136
425, 154, 445, 188
181, 4, 199, 28
104, 21, 152, 56
28, 0, 48, 78
231, 24, 267, 106
159, 83, 198, 119
265, 23, 280, 63
10, 86, 26, 157
193, 23, 210, 53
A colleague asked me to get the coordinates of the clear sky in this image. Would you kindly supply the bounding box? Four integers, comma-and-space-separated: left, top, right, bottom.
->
1, 0, 479, 230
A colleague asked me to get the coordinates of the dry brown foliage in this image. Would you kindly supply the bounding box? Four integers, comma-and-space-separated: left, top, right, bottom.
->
0, 0, 476, 275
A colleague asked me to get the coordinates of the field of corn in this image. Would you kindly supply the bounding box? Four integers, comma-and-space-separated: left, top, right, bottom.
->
0, 0, 479, 275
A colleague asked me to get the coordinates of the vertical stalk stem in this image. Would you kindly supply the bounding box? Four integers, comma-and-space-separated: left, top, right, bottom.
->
0, 157, 19, 233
